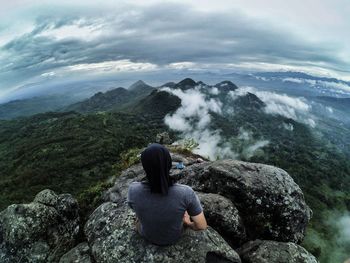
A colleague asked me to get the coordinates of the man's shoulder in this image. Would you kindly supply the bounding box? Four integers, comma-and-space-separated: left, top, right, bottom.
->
172, 183, 194, 193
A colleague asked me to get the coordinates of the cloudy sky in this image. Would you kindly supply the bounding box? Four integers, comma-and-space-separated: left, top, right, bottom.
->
0, 0, 349, 98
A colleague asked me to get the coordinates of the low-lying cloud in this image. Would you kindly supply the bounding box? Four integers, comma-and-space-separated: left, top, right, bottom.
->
282, 77, 350, 96
162, 86, 233, 159
337, 214, 350, 243
162, 86, 269, 160
229, 86, 316, 127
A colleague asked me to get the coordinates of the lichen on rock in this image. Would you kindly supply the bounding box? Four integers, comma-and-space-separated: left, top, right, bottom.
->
0, 189, 79, 263
237, 240, 318, 263
178, 159, 312, 243
84, 202, 241, 263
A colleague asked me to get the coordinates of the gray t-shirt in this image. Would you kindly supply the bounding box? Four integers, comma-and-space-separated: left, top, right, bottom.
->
127, 181, 203, 245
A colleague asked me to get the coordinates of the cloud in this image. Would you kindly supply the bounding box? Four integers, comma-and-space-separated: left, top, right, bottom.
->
337, 214, 350, 243
282, 77, 303, 84
162, 86, 270, 160
318, 80, 350, 93
162, 86, 232, 159
66, 60, 158, 73
235, 128, 270, 159
281, 77, 350, 95
326, 106, 333, 113
0, 1, 349, 96
244, 140, 270, 158
281, 122, 294, 131
229, 86, 316, 127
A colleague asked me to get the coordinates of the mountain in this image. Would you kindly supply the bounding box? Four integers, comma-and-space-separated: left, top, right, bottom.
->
63, 87, 132, 113
128, 80, 155, 95
214, 80, 238, 92
126, 89, 181, 119
233, 92, 265, 111
173, 77, 197, 90
160, 81, 176, 88
0, 95, 76, 120
63, 81, 156, 113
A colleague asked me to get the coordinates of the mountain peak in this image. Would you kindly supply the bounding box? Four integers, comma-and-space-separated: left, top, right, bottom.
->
174, 78, 196, 90
214, 80, 238, 92
178, 78, 196, 86
129, 80, 150, 90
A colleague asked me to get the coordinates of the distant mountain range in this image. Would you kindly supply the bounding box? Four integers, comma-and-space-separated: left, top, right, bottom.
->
0, 95, 76, 120
1, 71, 349, 120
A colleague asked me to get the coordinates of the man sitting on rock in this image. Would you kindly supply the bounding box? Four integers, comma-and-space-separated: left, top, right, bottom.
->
127, 143, 207, 246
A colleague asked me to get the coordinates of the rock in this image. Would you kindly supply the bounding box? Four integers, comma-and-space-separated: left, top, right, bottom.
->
237, 240, 318, 263
59, 242, 93, 263
171, 152, 195, 165
156, 132, 173, 145
84, 202, 241, 263
0, 189, 79, 263
102, 163, 146, 203
197, 192, 247, 247
34, 189, 59, 207
178, 159, 312, 243
94, 152, 315, 262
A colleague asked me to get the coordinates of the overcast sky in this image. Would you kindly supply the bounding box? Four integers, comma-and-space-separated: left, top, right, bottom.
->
0, 0, 349, 98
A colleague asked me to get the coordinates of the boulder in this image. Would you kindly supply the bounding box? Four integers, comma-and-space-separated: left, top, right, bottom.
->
102, 163, 146, 204
0, 189, 79, 263
237, 240, 318, 263
178, 159, 312, 243
155, 132, 173, 145
84, 202, 241, 263
59, 242, 93, 263
197, 192, 247, 247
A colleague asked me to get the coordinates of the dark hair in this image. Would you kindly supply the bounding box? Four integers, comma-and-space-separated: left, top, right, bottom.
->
141, 143, 173, 194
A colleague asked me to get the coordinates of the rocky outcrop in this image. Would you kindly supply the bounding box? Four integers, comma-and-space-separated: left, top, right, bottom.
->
155, 131, 173, 145
105, 157, 312, 244
84, 202, 241, 263
196, 192, 247, 247
0, 151, 315, 263
237, 240, 318, 263
98, 153, 314, 262
0, 189, 79, 263
178, 160, 312, 243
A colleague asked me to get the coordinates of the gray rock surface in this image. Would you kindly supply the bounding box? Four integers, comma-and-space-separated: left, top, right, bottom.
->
178, 159, 312, 243
0, 189, 79, 263
197, 192, 247, 247
237, 240, 318, 263
59, 242, 93, 263
1, 151, 316, 263
155, 132, 173, 145
84, 201, 241, 263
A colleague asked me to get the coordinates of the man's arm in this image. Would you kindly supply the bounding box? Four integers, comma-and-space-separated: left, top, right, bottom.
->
183, 211, 207, 230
